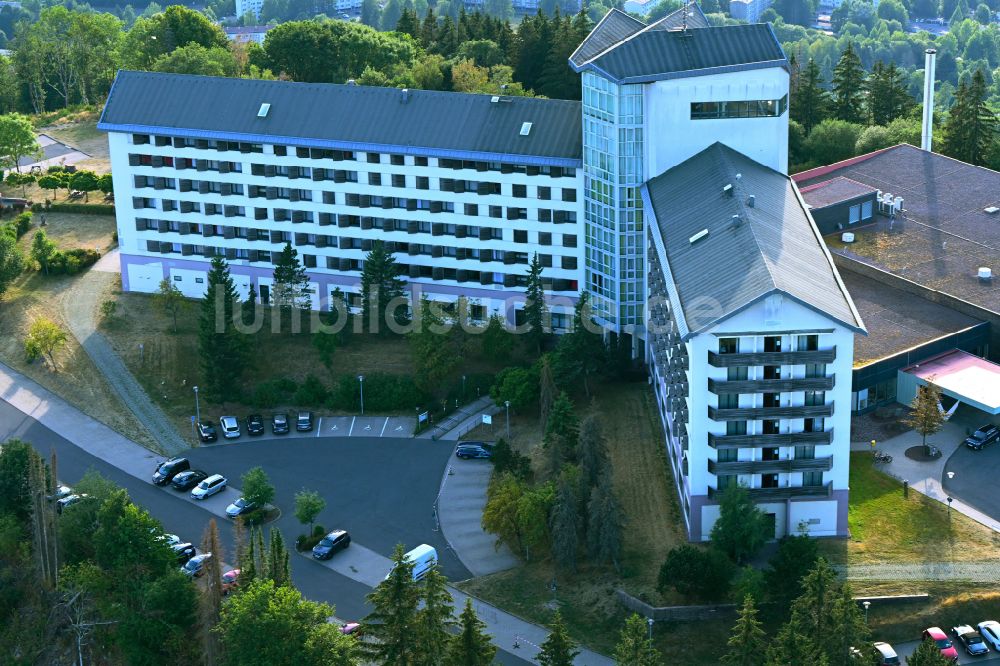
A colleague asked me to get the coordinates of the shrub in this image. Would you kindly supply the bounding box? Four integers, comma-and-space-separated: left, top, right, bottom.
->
491, 365, 540, 411
45, 203, 115, 215
329, 372, 427, 412
492, 438, 532, 481
241, 507, 267, 526
47, 248, 100, 275
251, 377, 299, 408
14, 212, 32, 237
657, 545, 734, 602
294, 374, 329, 406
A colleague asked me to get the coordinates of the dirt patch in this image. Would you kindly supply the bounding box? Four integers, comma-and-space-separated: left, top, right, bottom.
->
904, 445, 941, 462
851, 407, 910, 443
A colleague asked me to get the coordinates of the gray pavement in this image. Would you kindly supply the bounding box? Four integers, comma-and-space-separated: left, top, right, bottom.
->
0, 361, 611, 664
437, 458, 520, 577
425, 395, 499, 440
894, 639, 1000, 664
60, 266, 187, 455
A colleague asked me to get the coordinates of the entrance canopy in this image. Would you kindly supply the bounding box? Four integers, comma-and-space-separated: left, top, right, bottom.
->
900, 350, 1000, 415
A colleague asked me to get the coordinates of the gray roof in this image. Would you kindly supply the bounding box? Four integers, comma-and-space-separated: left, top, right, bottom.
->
569, 3, 708, 70
579, 22, 786, 84
799, 176, 877, 209
98, 70, 582, 166
642, 143, 865, 338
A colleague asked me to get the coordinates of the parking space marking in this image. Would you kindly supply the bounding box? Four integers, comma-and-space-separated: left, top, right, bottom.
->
315, 417, 323, 437
380, 417, 389, 437
348, 416, 356, 436
363, 424, 372, 431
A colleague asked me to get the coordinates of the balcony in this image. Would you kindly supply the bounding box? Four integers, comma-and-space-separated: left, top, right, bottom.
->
708, 349, 837, 367
708, 430, 833, 449
708, 482, 832, 501
708, 403, 834, 421
708, 456, 833, 476
708, 376, 835, 394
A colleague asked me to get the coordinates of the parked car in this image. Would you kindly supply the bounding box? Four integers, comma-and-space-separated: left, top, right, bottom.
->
221, 568, 240, 594
978, 621, 1000, 651
385, 544, 437, 581
46, 484, 73, 502
56, 493, 88, 514
246, 414, 265, 436
872, 641, 900, 665
171, 469, 208, 491
455, 442, 494, 459
220, 416, 241, 439
965, 424, 1000, 450
181, 552, 212, 578
171, 542, 197, 565
225, 497, 256, 518
340, 622, 362, 636
312, 530, 351, 560
296, 411, 314, 432
191, 474, 227, 500
272, 413, 290, 435
923, 627, 959, 661
953, 625, 990, 656
152, 457, 190, 485
156, 533, 182, 547
197, 420, 218, 442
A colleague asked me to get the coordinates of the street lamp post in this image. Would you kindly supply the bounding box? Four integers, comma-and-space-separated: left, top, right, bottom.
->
504, 400, 510, 439
462, 374, 467, 399
647, 617, 654, 641
193, 386, 200, 424
358, 375, 365, 415
862, 601, 871, 624
947, 495, 953, 518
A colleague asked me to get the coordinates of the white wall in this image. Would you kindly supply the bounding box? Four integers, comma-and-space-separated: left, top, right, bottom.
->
644, 67, 789, 177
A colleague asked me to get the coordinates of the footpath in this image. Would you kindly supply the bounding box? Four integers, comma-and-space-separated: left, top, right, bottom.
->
0, 361, 612, 665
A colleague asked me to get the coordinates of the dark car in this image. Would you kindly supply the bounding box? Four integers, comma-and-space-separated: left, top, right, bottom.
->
46, 484, 73, 502
152, 457, 190, 485
312, 530, 351, 560
272, 413, 290, 435
181, 552, 212, 578
171, 542, 197, 565
456, 442, 494, 459
965, 424, 1000, 450
953, 625, 990, 656
56, 493, 89, 514
171, 469, 208, 491
197, 420, 218, 443
246, 415, 265, 436
296, 411, 314, 432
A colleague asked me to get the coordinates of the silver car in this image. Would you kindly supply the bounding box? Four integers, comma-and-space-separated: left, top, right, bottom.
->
220, 416, 241, 439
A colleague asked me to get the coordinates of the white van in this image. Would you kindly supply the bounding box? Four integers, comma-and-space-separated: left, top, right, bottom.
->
385, 544, 438, 581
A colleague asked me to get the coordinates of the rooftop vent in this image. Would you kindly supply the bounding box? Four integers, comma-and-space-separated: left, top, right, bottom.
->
347, 79, 357, 86
747, 195, 756, 208
735, 173, 742, 181
979, 267, 992, 282
731, 214, 741, 227
257, 103, 271, 118
841, 232, 855, 243
491, 95, 500, 103
985, 206, 999, 215
689, 228, 709, 244
722, 183, 733, 196
401, 88, 410, 103
519, 122, 533, 136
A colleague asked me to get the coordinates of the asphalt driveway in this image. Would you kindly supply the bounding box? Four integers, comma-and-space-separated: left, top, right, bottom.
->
944, 441, 1000, 526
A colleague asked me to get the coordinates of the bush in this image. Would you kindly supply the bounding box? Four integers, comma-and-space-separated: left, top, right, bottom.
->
294, 374, 329, 407
47, 248, 100, 275
241, 507, 267, 526
657, 545, 734, 602
294, 524, 328, 552
13, 212, 31, 237
251, 377, 299, 408
329, 373, 428, 412
45, 203, 115, 215
492, 438, 532, 481
804, 119, 864, 166
491, 365, 540, 411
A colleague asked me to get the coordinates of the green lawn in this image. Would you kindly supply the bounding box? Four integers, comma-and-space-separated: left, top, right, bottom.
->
819, 453, 999, 566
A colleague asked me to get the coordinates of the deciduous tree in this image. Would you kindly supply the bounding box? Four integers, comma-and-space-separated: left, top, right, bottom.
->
0, 232, 23, 305
904, 381, 945, 455
0, 113, 39, 173
657, 544, 734, 601
294, 489, 325, 535
710, 485, 770, 564
154, 278, 186, 333
68, 170, 100, 202
241, 466, 275, 508
24, 317, 67, 371
30, 230, 56, 275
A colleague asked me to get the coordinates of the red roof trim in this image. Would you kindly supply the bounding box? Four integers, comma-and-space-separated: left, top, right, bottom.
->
791, 144, 905, 183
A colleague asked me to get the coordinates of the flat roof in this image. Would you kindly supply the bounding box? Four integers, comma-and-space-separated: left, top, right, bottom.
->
902, 350, 1000, 413
841, 270, 983, 367
799, 176, 877, 209
794, 144, 1000, 315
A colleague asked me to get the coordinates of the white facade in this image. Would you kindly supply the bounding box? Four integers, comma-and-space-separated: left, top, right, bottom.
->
729, 0, 774, 24
235, 0, 264, 19
109, 130, 584, 326
223, 26, 271, 45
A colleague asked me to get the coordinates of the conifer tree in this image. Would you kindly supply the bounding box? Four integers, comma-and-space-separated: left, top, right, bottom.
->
200, 519, 224, 663
792, 58, 829, 133
587, 472, 623, 571
828, 584, 870, 666
359, 240, 407, 333
539, 354, 557, 429
362, 543, 421, 664
243, 283, 257, 324
543, 391, 578, 475
538, 610, 578, 666
613, 614, 662, 666
523, 252, 549, 355
272, 242, 311, 311
199, 256, 249, 400
578, 414, 609, 491
907, 638, 955, 666
268, 528, 291, 587
721, 595, 766, 666
396, 7, 420, 37
831, 43, 866, 124
941, 69, 998, 166
552, 292, 606, 395
241, 524, 258, 586
414, 566, 455, 665
867, 60, 913, 126
549, 474, 580, 572
445, 598, 496, 665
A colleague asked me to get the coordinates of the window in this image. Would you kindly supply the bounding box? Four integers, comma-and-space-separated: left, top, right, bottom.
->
718, 448, 737, 463
719, 337, 738, 354
727, 420, 747, 436
690, 95, 788, 119
861, 200, 873, 220
762, 447, 779, 461
513, 229, 527, 243
719, 393, 739, 409
803, 471, 824, 487
763, 393, 780, 408
804, 417, 824, 433
465, 203, 478, 216
195, 277, 204, 284
763, 420, 780, 435
390, 154, 404, 166
368, 172, 382, 186
761, 473, 779, 488
727, 366, 748, 381
798, 334, 819, 351
794, 445, 815, 459
561, 256, 577, 270
804, 391, 825, 406
416, 176, 429, 190
538, 186, 551, 200
512, 184, 526, 198
561, 188, 576, 202
391, 174, 406, 188
763, 365, 781, 380
849, 204, 861, 224
415, 156, 428, 167
273, 145, 287, 156
764, 336, 782, 353
366, 152, 381, 164
489, 206, 502, 218
173, 275, 182, 281
805, 363, 826, 379
717, 474, 737, 490
562, 234, 577, 248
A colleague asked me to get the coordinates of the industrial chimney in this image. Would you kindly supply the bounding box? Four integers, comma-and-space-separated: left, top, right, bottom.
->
921, 49, 936, 151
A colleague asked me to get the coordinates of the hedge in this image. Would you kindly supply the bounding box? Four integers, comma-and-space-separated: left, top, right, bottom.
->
46, 203, 115, 215
47, 248, 101, 275
329, 373, 428, 412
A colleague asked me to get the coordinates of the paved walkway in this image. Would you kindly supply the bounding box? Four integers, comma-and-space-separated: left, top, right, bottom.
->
852, 419, 1000, 534
835, 561, 1000, 582
60, 260, 187, 455
0, 361, 611, 665
423, 395, 499, 440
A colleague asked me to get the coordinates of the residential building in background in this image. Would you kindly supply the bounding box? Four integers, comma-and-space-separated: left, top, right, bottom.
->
223, 25, 272, 45
234, 0, 264, 19
728, 0, 774, 24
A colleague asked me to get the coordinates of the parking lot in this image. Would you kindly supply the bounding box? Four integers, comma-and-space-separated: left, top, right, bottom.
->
196, 414, 417, 446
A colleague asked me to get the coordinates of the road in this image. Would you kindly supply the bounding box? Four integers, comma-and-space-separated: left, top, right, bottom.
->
895, 639, 1000, 664
0, 401, 534, 665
